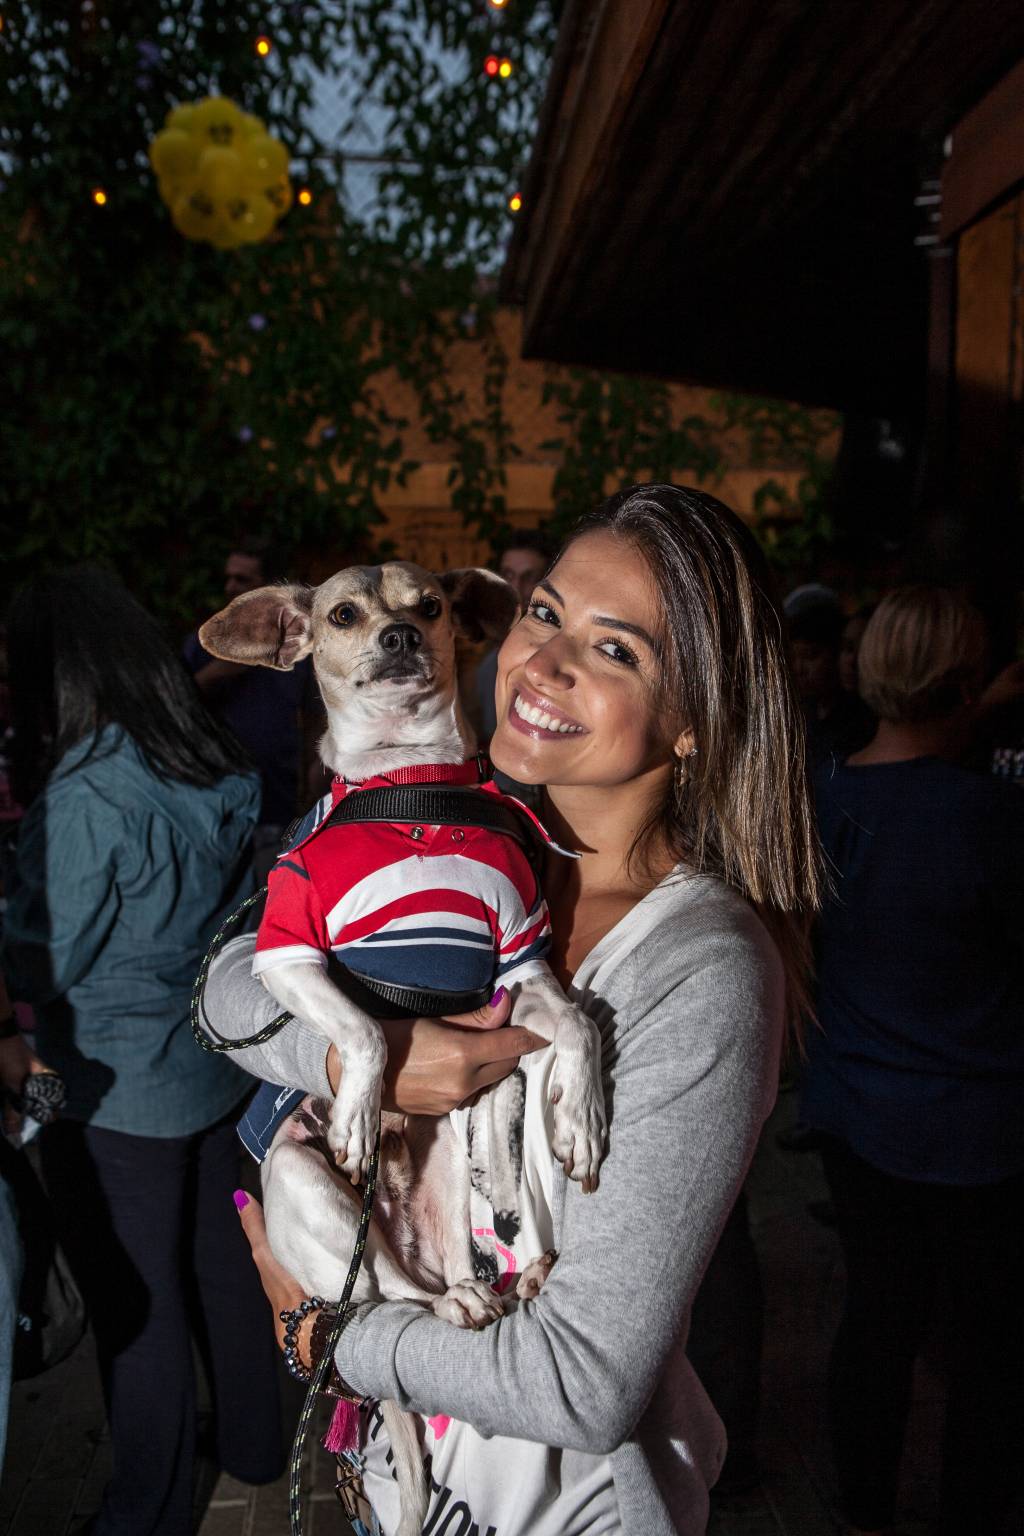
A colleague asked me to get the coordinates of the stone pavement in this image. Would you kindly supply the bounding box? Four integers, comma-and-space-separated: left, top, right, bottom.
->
1, 1087, 944, 1536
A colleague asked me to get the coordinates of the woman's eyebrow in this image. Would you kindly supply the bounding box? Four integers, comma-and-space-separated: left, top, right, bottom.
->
593, 615, 658, 650
540, 578, 658, 651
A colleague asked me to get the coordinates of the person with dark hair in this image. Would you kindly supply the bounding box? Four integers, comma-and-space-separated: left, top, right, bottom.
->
222, 534, 284, 600
184, 539, 322, 865
203, 484, 822, 1535
785, 586, 874, 763
802, 586, 1024, 1536
1, 567, 284, 1536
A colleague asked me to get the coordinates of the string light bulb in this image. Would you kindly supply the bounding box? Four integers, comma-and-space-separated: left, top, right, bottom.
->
91, 186, 108, 207
297, 187, 313, 206
254, 34, 272, 57
498, 58, 513, 78
484, 54, 500, 77
508, 192, 522, 213
488, 0, 509, 8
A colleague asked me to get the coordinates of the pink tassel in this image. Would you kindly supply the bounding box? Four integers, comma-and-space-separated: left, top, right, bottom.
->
323, 1397, 360, 1454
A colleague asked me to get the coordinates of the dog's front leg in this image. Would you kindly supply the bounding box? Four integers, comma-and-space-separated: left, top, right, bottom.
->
261, 962, 385, 1183
513, 970, 608, 1192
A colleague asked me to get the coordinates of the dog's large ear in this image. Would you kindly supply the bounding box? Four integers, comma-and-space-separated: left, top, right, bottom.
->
199, 585, 314, 671
439, 568, 519, 645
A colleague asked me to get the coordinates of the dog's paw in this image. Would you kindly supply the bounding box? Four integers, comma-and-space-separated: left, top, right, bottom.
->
516, 1249, 557, 1300
327, 1086, 381, 1186
550, 1063, 607, 1193
431, 1279, 504, 1330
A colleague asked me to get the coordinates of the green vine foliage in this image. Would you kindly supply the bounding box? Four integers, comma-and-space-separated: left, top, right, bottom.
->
0, 0, 836, 625
713, 393, 838, 577
540, 370, 726, 537
0, 0, 557, 620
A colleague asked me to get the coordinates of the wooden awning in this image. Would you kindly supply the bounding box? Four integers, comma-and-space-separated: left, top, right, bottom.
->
501, 0, 1024, 411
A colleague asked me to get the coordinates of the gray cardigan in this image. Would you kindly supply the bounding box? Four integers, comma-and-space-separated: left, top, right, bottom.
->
205, 868, 784, 1534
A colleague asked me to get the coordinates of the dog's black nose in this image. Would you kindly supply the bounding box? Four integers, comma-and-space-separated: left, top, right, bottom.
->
379, 623, 422, 654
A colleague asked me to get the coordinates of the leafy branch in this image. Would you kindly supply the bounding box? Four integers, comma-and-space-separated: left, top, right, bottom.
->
0, 0, 838, 624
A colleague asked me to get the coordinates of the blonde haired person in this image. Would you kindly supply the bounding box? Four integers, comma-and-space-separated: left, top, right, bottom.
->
801, 586, 1024, 1536
856, 585, 988, 727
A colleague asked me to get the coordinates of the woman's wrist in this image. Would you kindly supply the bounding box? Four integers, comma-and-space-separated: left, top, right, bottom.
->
325, 999, 539, 1118
279, 1296, 326, 1381
278, 1296, 362, 1400
326, 1043, 341, 1095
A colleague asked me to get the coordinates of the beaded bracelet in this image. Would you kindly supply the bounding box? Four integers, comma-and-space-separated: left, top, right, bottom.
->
279, 1296, 326, 1383
279, 1297, 360, 1399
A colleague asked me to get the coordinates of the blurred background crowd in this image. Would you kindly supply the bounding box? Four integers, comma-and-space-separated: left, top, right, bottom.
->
0, 532, 1021, 1536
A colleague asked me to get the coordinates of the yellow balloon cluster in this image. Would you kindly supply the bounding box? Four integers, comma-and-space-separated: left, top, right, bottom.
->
148, 97, 293, 249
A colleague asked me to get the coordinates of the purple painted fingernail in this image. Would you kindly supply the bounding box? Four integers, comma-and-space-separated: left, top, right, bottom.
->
489, 986, 507, 1008
233, 1189, 249, 1211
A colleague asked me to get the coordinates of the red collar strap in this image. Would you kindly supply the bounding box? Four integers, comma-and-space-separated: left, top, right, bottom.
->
334, 756, 490, 797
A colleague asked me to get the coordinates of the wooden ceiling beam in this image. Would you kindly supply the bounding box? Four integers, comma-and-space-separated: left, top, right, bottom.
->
506, 0, 1024, 409
518, 0, 671, 347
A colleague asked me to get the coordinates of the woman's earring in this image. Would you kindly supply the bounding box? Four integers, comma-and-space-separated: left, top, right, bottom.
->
673, 746, 697, 793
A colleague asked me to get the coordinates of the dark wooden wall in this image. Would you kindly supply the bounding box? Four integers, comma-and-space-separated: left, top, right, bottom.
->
917, 61, 1023, 645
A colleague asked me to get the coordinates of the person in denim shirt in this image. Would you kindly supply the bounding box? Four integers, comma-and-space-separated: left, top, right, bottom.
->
2, 568, 284, 1536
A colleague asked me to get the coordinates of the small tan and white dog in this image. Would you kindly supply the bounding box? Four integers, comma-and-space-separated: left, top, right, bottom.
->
200, 562, 607, 1535
200, 561, 607, 1187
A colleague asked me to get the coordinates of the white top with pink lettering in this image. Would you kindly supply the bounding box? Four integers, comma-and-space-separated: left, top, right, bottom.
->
357, 1041, 620, 1536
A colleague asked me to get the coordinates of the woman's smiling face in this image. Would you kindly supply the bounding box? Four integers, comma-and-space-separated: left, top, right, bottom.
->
490, 530, 679, 788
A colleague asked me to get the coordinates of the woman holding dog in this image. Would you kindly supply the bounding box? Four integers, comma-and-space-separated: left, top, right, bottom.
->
215, 484, 820, 1535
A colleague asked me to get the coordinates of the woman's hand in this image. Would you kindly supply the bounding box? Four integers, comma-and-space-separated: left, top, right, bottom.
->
0, 1031, 54, 1137
325, 991, 547, 1116
234, 1190, 310, 1360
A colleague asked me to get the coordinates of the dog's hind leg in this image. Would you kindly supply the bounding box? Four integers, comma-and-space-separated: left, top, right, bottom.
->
263, 1136, 432, 1306
263, 1130, 503, 1329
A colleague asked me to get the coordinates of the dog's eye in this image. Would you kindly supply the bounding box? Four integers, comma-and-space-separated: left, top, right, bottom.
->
420, 595, 442, 619
328, 604, 357, 628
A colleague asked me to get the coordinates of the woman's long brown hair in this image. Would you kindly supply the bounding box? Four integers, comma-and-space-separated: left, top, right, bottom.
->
567, 485, 823, 1036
